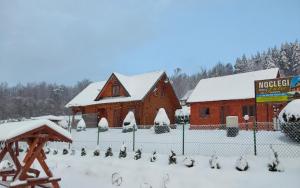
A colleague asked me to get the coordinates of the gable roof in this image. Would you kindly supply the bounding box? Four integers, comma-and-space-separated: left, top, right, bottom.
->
66, 70, 165, 107
187, 68, 279, 103
0, 119, 72, 142
66, 81, 106, 108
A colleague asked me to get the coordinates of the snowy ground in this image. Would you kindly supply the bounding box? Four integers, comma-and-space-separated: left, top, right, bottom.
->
34, 152, 300, 188
2, 128, 300, 188
47, 128, 300, 157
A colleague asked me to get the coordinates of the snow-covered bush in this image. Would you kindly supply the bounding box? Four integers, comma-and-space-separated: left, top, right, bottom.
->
18, 146, 24, 153
150, 151, 157, 162
134, 149, 142, 160
105, 147, 113, 157
81, 147, 87, 156
235, 156, 249, 171
77, 119, 86, 132
94, 148, 100, 156
268, 145, 284, 172
183, 157, 195, 168
119, 143, 127, 158
279, 99, 300, 142
175, 106, 190, 124
45, 147, 51, 155
154, 108, 170, 134
53, 149, 58, 155
98, 117, 109, 132
209, 154, 221, 169
0, 160, 15, 171
122, 111, 137, 133
58, 119, 69, 129
63, 148, 69, 155
168, 150, 177, 165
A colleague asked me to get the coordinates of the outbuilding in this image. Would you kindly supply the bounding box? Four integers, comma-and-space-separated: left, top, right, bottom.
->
187, 68, 282, 129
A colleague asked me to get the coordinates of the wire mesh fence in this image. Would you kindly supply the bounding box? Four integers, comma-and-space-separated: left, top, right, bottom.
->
3, 112, 293, 158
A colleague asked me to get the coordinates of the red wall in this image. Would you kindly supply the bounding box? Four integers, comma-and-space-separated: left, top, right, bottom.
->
97, 74, 129, 99
190, 99, 284, 129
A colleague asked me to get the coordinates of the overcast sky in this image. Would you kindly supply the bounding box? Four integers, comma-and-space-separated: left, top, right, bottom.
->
1, 0, 300, 85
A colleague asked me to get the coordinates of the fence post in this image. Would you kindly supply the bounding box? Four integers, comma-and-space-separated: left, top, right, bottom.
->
133, 126, 136, 152
253, 121, 257, 156
182, 122, 185, 155
97, 127, 100, 146
68, 115, 72, 149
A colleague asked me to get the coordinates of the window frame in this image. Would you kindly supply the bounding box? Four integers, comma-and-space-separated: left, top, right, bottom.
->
112, 85, 120, 97
199, 107, 210, 118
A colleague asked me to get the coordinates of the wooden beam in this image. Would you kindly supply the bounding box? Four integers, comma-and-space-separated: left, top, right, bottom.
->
23, 137, 40, 164
6, 143, 21, 172
18, 139, 46, 180
0, 146, 8, 162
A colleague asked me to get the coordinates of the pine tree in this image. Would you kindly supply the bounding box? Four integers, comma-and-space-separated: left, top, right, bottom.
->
235, 156, 249, 171
150, 151, 157, 162
45, 147, 51, 155
183, 157, 195, 168
94, 148, 100, 157
134, 149, 142, 160
105, 147, 113, 157
119, 143, 127, 158
168, 150, 177, 165
81, 147, 86, 156
268, 145, 284, 172
53, 149, 58, 155
234, 54, 248, 73
63, 148, 69, 155
209, 154, 221, 169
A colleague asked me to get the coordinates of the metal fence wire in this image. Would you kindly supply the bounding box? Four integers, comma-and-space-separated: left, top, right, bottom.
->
46, 113, 300, 158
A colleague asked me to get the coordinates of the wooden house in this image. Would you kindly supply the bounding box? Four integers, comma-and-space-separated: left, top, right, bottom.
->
66, 71, 180, 128
187, 68, 282, 129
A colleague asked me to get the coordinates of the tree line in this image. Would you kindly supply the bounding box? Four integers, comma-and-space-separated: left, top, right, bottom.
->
0, 40, 299, 120
171, 40, 300, 98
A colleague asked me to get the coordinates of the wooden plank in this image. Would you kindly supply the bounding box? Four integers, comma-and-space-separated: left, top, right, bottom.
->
7, 143, 21, 171
23, 137, 40, 164
18, 140, 46, 180
37, 153, 53, 177
0, 146, 8, 162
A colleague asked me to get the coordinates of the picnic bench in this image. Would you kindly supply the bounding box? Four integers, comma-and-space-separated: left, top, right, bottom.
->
0, 120, 72, 188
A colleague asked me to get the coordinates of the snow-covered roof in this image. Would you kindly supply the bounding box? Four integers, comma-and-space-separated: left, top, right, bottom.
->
0, 119, 72, 142
187, 68, 279, 103
31, 115, 64, 121
181, 89, 194, 101
66, 81, 106, 107
66, 71, 165, 107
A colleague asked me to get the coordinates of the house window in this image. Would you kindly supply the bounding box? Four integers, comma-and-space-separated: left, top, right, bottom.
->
200, 107, 210, 118
242, 105, 255, 116
112, 85, 120, 97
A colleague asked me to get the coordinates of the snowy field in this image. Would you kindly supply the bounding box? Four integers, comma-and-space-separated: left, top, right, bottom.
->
47, 128, 300, 157
32, 153, 300, 188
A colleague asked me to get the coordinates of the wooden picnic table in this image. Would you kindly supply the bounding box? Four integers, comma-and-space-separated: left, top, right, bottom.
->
0, 120, 72, 188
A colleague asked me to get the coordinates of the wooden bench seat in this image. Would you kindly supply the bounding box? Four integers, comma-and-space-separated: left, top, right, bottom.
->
0, 177, 61, 188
